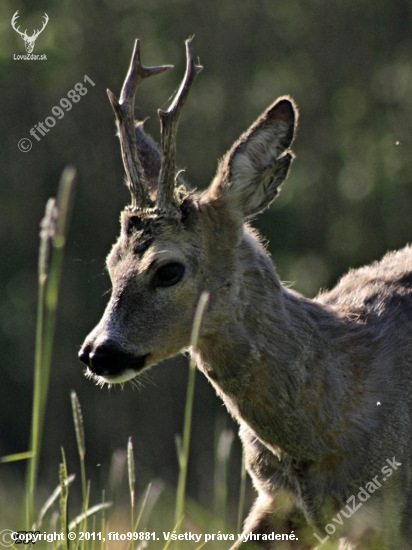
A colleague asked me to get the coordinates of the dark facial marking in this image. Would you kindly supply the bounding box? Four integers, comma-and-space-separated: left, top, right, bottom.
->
122, 214, 154, 257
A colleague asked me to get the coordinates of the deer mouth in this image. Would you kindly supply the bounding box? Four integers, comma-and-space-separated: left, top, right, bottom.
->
85, 363, 147, 386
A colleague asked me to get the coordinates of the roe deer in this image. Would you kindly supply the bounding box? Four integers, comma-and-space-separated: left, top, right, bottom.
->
79, 39, 412, 549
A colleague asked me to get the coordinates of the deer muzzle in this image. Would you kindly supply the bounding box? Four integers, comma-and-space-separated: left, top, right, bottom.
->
78, 340, 149, 383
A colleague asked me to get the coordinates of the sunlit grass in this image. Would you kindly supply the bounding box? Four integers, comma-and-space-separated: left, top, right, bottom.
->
175, 291, 209, 530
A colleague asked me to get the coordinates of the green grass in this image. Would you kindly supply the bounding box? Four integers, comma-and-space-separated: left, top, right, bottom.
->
0, 169, 248, 550
26, 167, 76, 529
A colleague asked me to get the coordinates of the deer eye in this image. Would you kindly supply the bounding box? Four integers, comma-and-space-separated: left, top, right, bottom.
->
153, 263, 185, 287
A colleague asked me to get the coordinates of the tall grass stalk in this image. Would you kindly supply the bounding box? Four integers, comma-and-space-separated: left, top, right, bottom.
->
25, 167, 76, 529
133, 482, 151, 532
59, 448, 70, 550
100, 491, 107, 550
70, 391, 88, 509
214, 428, 234, 522
68, 502, 112, 531
127, 437, 136, 541
37, 473, 76, 529
70, 390, 90, 545
174, 292, 209, 529
237, 451, 246, 533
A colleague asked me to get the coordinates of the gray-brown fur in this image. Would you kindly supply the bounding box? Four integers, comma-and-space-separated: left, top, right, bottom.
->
79, 41, 412, 549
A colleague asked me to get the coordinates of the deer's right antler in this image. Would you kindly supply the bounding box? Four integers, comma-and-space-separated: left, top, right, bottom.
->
107, 40, 173, 210
156, 38, 203, 213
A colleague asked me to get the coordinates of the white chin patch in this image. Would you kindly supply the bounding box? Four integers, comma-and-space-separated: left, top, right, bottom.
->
85, 368, 137, 387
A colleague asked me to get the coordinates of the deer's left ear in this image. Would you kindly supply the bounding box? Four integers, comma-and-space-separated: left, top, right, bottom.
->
208, 97, 297, 218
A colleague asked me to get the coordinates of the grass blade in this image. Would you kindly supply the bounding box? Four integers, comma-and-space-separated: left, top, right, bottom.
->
68, 502, 113, 531
162, 518, 183, 550
36, 474, 76, 530
174, 291, 209, 529
59, 448, 70, 550
71, 391, 86, 462
41, 168, 76, 424
100, 491, 107, 550
133, 482, 151, 533
70, 390, 88, 522
25, 197, 56, 528
25, 167, 76, 529
214, 428, 234, 522
237, 450, 246, 534
135, 480, 164, 531
0, 451, 34, 463
127, 437, 136, 539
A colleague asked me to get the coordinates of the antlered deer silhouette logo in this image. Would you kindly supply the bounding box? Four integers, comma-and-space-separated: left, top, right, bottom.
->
11, 11, 49, 54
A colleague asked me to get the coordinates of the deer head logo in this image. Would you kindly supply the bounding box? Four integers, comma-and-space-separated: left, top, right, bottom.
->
11, 11, 49, 54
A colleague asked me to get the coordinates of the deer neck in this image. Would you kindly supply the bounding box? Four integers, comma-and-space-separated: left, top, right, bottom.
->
197, 232, 358, 462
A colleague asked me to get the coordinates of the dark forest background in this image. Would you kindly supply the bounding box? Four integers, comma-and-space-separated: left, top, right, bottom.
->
1, 0, 412, 522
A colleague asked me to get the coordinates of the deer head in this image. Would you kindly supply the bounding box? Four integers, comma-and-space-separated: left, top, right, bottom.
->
79, 39, 296, 386
11, 11, 49, 54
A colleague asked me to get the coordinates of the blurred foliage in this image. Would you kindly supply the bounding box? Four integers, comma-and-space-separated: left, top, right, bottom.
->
0, 0, 412, 521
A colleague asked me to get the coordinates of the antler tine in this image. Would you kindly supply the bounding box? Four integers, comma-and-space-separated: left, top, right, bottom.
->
107, 39, 173, 210
32, 13, 49, 39
39, 13, 49, 31
11, 12, 26, 37
156, 38, 203, 213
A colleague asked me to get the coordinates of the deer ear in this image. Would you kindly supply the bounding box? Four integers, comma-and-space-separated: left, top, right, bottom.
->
209, 97, 297, 218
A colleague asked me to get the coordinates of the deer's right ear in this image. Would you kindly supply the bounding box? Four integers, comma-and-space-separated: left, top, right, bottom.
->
207, 98, 297, 219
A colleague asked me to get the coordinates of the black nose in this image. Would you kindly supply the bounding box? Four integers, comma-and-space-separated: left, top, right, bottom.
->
78, 346, 92, 366
78, 341, 148, 377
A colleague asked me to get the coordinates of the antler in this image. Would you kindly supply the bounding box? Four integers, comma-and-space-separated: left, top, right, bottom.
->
11, 12, 27, 38
32, 14, 49, 40
107, 40, 173, 210
156, 38, 203, 213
